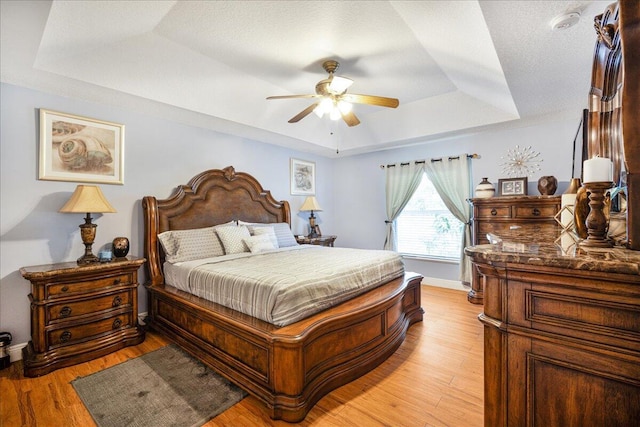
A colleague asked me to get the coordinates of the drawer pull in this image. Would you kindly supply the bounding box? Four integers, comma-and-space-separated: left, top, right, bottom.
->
532, 208, 541, 216
61, 285, 69, 293
59, 306, 72, 318
112, 318, 122, 329
112, 296, 122, 307
60, 331, 72, 343
113, 279, 121, 285
491, 208, 497, 216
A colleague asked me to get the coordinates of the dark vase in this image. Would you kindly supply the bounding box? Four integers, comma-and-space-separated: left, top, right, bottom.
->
112, 237, 129, 258
537, 176, 558, 195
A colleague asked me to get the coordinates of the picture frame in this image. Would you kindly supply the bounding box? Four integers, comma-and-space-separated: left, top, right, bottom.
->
498, 177, 528, 196
39, 109, 124, 185
290, 158, 315, 195
314, 225, 322, 237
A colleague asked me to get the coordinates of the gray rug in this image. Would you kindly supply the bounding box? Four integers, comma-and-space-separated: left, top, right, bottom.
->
71, 344, 247, 427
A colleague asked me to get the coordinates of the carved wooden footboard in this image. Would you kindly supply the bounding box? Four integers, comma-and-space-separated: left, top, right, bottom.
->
142, 166, 424, 421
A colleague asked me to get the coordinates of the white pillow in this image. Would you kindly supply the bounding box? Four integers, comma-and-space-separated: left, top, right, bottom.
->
158, 227, 224, 263
216, 225, 251, 254
251, 226, 279, 248
244, 234, 276, 253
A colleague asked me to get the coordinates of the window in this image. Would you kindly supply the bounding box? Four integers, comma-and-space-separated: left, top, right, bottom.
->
396, 172, 463, 260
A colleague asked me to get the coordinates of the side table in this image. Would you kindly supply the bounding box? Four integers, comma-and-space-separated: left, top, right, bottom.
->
295, 235, 337, 247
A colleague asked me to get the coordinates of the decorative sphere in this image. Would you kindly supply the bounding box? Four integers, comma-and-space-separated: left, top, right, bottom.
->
112, 237, 129, 258
537, 176, 558, 195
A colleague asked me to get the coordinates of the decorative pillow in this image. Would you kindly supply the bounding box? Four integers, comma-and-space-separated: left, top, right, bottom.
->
158, 227, 224, 263
244, 222, 298, 247
216, 225, 251, 254
251, 226, 279, 248
244, 234, 276, 253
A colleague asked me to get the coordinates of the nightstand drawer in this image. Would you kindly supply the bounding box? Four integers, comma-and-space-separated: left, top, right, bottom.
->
48, 312, 133, 349
476, 205, 511, 219
47, 290, 132, 322
514, 204, 558, 219
46, 273, 132, 298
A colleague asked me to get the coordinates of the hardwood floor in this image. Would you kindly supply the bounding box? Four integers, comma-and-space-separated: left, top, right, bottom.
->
0, 285, 484, 427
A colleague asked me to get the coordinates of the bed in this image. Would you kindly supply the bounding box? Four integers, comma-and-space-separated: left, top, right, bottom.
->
142, 166, 424, 422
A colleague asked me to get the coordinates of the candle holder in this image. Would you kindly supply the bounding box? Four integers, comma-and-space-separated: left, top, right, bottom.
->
580, 181, 614, 248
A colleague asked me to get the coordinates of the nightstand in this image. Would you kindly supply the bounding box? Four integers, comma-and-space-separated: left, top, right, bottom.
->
20, 257, 146, 377
296, 235, 337, 247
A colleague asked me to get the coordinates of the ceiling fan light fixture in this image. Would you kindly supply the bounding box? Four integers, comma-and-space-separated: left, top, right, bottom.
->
329, 76, 353, 94
314, 98, 334, 117
329, 106, 342, 121
337, 100, 352, 114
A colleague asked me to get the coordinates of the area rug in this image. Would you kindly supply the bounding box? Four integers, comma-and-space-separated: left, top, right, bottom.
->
71, 344, 247, 427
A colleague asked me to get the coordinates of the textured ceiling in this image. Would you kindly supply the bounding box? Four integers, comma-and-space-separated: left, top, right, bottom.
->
0, 1, 610, 157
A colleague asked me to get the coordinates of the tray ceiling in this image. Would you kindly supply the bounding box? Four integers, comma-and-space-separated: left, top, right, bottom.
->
0, 1, 610, 156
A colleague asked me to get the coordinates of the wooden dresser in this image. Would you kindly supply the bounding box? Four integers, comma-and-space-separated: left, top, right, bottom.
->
465, 243, 640, 426
467, 195, 560, 304
20, 257, 146, 377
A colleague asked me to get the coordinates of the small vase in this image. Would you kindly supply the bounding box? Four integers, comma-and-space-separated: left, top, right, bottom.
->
564, 178, 582, 194
475, 178, 495, 198
538, 176, 558, 195
112, 237, 129, 258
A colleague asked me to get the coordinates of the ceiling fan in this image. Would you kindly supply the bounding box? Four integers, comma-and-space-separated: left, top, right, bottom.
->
266, 60, 399, 127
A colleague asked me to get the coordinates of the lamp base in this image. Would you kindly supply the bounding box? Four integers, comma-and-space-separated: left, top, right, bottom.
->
77, 253, 100, 265
77, 214, 100, 265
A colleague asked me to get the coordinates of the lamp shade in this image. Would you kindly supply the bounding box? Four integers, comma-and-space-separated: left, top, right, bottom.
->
300, 196, 322, 212
59, 185, 117, 213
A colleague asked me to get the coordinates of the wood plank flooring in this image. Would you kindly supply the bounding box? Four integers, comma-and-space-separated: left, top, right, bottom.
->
0, 286, 484, 427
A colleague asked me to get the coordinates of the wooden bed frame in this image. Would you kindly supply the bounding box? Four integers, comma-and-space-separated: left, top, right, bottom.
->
142, 166, 424, 422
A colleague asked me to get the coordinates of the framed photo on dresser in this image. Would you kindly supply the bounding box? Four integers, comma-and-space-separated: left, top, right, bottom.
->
498, 177, 528, 196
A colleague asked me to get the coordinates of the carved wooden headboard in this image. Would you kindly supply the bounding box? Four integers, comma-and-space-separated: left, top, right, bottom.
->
142, 166, 291, 285
589, 1, 639, 249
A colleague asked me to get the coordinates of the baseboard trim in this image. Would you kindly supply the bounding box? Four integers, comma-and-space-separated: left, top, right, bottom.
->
421, 276, 468, 291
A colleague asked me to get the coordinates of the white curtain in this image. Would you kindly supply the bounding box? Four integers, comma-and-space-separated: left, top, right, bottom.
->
384, 162, 425, 251
424, 155, 473, 284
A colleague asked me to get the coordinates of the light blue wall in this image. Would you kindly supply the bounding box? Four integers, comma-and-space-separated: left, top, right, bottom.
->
1, 82, 580, 344
0, 83, 332, 344
331, 116, 578, 281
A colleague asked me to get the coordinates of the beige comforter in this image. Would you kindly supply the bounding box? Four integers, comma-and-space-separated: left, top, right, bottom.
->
164, 245, 404, 326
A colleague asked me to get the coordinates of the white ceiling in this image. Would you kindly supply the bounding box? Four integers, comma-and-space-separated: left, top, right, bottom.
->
0, 1, 610, 157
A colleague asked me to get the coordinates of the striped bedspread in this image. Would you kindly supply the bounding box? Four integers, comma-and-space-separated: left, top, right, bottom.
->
164, 246, 405, 326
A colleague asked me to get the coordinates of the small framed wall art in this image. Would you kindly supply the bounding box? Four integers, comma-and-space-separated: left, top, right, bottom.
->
39, 109, 124, 185
498, 177, 528, 196
290, 158, 315, 195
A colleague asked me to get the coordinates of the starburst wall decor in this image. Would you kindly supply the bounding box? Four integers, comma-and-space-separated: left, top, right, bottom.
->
501, 145, 542, 177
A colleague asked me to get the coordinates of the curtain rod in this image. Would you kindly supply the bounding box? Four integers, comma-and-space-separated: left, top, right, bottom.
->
380, 153, 479, 169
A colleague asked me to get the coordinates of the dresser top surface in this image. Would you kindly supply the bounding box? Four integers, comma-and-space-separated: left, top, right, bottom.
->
465, 242, 640, 276
20, 256, 145, 278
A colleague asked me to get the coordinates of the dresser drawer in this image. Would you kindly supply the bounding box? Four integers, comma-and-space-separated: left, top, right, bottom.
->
507, 280, 640, 353
513, 204, 559, 219
476, 205, 511, 219
47, 290, 131, 322
46, 273, 132, 299
47, 312, 134, 349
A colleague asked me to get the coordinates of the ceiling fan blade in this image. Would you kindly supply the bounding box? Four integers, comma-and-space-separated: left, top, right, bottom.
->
341, 93, 399, 108
288, 102, 320, 123
267, 94, 321, 100
341, 110, 361, 127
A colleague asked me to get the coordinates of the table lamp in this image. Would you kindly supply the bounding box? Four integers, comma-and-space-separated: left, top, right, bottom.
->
299, 196, 322, 238
59, 185, 117, 264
